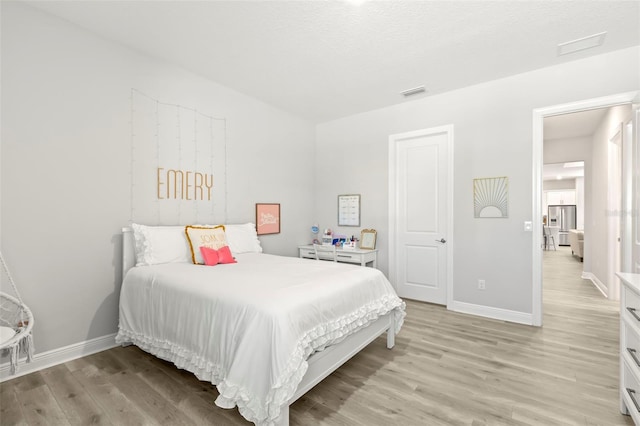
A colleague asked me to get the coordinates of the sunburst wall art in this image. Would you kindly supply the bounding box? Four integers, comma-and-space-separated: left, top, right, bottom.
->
473, 176, 509, 218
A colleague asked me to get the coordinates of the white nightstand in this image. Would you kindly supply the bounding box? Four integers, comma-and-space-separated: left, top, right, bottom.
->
298, 245, 377, 268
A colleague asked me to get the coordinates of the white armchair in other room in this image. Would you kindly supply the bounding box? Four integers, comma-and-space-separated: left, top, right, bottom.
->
568, 229, 584, 262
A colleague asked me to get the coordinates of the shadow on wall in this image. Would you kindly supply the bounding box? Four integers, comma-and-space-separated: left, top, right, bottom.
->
86, 233, 123, 341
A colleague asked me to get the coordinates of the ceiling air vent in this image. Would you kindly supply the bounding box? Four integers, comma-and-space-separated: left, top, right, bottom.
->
557, 32, 607, 56
400, 86, 426, 97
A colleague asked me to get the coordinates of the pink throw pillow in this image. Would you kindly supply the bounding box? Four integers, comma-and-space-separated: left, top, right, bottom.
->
200, 246, 220, 266
217, 246, 237, 264
199, 246, 237, 266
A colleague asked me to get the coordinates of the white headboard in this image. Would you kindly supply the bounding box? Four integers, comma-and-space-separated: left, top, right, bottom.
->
122, 227, 136, 278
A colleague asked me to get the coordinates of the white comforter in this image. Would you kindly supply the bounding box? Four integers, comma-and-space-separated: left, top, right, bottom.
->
116, 253, 405, 425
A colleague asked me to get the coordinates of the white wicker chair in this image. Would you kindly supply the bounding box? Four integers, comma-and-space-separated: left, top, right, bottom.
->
0, 252, 34, 374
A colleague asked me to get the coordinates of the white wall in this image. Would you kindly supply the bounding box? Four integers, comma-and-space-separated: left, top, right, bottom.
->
576, 176, 585, 230
588, 104, 633, 296
543, 179, 576, 191
544, 135, 592, 164
315, 46, 639, 318
1, 3, 316, 354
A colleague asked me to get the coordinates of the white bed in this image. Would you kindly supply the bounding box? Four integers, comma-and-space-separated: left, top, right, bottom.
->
117, 226, 405, 425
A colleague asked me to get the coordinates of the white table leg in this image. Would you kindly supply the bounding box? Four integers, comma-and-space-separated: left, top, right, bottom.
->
386, 316, 395, 349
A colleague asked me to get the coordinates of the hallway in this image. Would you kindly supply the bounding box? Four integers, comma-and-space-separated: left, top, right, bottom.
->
542, 245, 630, 424
543, 245, 616, 321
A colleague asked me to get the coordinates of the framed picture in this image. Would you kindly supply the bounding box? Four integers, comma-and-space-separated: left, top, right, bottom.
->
473, 176, 509, 218
256, 203, 280, 235
360, 229, 377, 250
338, 194, 360, 226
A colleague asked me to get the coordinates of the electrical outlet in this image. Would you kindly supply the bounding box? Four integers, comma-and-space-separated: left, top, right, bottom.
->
478, 279, 486, 290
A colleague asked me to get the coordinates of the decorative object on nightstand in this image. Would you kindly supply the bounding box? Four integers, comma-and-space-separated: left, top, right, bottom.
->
321, 229, 333, 246
310, 223, 319, 244
360, 229, 377, 250
343, 239, 356, 250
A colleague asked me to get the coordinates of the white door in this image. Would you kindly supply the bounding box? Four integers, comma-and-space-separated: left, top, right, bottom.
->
389, 126, 452, 305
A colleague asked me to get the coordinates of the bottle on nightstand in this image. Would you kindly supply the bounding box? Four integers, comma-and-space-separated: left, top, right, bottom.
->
321, 229, 333, 246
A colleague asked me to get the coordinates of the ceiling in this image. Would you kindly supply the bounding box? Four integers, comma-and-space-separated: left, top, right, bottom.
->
542, 107, 609, 181
20, 0, 640, 123
543, 108, 609, 141
543, 161, 584, 182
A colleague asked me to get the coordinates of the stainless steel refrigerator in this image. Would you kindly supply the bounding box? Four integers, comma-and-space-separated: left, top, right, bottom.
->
548, 205, 577, 246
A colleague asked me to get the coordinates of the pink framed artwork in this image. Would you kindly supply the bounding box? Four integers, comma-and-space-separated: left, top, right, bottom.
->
256, 203, 280, 235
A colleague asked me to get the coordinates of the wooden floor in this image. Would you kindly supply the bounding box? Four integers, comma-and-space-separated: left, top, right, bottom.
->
1, 246, 633, 425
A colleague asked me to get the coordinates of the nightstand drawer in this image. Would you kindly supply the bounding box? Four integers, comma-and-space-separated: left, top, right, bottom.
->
298, 245, 377, 268
624, 287, 640, 328
299, 248, 315, 259
623, 362, 640, 423
625, 327, 640, 372
335, 252, 360, 263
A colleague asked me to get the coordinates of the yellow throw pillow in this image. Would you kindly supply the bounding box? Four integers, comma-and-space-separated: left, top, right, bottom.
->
185, 225, 227, 264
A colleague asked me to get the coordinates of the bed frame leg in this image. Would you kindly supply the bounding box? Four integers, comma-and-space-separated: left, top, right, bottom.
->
274, 405, 290, 426
387, 316, 395, 349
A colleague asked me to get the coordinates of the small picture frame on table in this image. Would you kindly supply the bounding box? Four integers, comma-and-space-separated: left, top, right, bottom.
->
360, 229, 377, 250
256, 203, 280, 235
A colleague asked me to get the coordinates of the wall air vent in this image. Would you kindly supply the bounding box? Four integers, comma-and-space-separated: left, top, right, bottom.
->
557, 32, 607, 56
400, 86, 426, 97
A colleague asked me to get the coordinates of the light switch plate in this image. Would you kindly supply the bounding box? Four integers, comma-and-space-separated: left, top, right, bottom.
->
524, 221, 533, 232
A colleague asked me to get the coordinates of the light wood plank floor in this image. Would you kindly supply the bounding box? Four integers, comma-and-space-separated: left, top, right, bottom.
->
1, 246, 632, 425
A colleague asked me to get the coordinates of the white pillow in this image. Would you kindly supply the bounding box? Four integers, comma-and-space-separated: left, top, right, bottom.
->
131, 224, 191, 266
222, 223, 263, 255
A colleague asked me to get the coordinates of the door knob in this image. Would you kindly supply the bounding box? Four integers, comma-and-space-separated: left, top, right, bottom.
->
435, 238, 447, 243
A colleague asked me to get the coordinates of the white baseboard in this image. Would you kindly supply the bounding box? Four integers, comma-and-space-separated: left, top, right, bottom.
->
582, 272, 608, 298
449, 301, 533, 325
0, 333, 118, 382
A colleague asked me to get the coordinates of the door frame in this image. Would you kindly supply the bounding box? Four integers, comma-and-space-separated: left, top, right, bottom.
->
532, 91, 638, 326
608, 125, 623, 300
388, 125, 454, 307
622, 118, 636, 273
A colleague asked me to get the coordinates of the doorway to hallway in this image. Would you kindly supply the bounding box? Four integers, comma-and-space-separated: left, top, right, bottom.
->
532, 91, 638, 326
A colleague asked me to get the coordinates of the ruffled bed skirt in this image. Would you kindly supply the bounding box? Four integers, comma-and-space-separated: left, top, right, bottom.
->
116, 298, 405, 425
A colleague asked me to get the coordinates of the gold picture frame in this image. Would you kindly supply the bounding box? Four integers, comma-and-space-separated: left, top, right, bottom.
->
473, 176, 508, 218
360, 229, 377, 250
